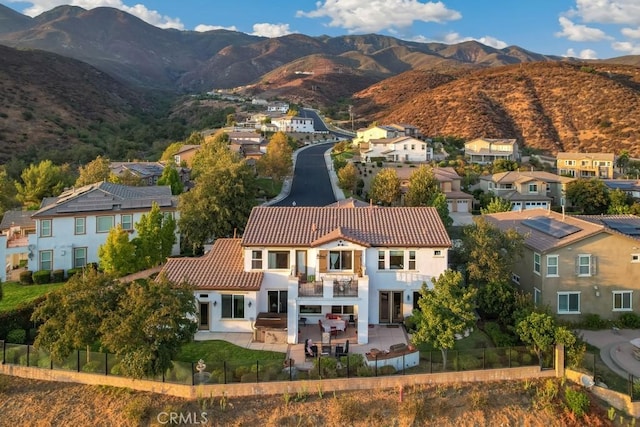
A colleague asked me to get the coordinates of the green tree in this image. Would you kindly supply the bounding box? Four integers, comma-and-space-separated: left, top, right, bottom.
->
75, 156, 110, 187
480, 197, 512, 214
516, 312, 576, 361
108, 170, 143, 186
461, 217, 525, 285
404, 165, 452, 227
257, 131, 293, 183
0, 166, 19, 216
491, 159, 518, 173
32, 269, 121, 363
608, 188, 632, 214
337, 163, 358, 193
133, 203, 177, 269
99, 275, 197, 379
160, 141, 184, 162
98, 225, 138, 277
15, 160, 74, 209
477, 281, 516, 324
226, 113, 236, 126
369, 168, 401, 206
616, 150, 630, 175
566, 179, 609, 214
157, 164, 184, 195
179, 140, 258, 253
411, 270, 477, 370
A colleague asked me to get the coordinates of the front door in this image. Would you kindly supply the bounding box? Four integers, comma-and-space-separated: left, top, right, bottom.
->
379, 291, 404, 323
198, 302, 209, 330
268, 290, 288, 313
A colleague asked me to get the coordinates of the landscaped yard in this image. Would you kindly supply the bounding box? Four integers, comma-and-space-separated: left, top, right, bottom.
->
175, 340, 285, 363
414, 327, 494, 353
0, 281, 65, 312
256, 177, 283, 199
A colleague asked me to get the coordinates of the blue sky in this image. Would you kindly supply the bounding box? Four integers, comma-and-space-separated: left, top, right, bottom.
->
4, 0, 640, 59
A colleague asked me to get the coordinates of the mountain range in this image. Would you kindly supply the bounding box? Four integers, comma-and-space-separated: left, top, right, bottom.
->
1, 4, 640, 160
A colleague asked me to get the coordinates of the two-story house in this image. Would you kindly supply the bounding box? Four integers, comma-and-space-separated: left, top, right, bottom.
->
602, 179, 640, 200
464, 138, 519, 164
25, 182, 180, 275
556, 152, 615, 179
360, 136, 432, 163
267, 102, 289, 113
272, 116, 315, 133
395, 167, 473, 213
484, 209, 640, 320
353, 124, 422, 146
479, 171, 575, 210
0, 209, 35, 282
109, 162, 165, 186
161, 204, 451, 344
173, 144, 201, 168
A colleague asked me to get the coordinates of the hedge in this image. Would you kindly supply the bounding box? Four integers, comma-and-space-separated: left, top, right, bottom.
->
19, 270, 33, 285
32, 270, 52, 285
52, 269, 65, 282
0, 296, 46, 341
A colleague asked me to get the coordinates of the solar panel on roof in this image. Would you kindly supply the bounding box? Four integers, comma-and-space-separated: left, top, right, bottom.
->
602, 219, 640, 236
522, 216, 581, 239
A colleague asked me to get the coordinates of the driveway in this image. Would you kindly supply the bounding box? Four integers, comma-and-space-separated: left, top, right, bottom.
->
272, 143, 337, 207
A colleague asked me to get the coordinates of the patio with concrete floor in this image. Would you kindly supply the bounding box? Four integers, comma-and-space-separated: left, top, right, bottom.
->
578, 328, 640, 379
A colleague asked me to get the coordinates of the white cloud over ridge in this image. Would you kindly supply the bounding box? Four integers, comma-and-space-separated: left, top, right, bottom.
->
251, 23, 293, 38
564, 48, 598, 59
297, 0, 461, 34
555, 17, 611, 42
571, 0, 640, 26
13, 0, 184, 29
195, 24, 238, 33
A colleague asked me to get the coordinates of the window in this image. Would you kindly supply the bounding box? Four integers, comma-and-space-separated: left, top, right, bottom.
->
534, 288, 541, 307
411, 144, 415, 150
403, 144, 407, 150
221, 294, 244, 319
121, 214, 133, 231
613, 291, 633, 311
331, 305, 354, 315
546, 255, 559, 277
251, 250, 263, 269
408, 251, 416, 270
329, 250, 353, 270
300, 305, 321, 314
528, 184, 538, 192
74, 218, 85, 235
267, 251, 289, 269
378, 250, 385, 270
96, 216, 114, 233
576, 254, 592, 276
632, 254, 640, 263
422, 144, 426, 150
533, 253, 541, 275
558, 292, 580, 314
512, 273, 520, 284
434, 250, 442, 257
389, 250, 404, 270
39, 250, 53, 271
40, 219, 52, 237
73, 247, 87, 268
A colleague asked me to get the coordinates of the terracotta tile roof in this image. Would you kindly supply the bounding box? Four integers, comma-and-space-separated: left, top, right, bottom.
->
241, 206, 451, 248
483, 208, 605, 253
161, 238, 263, 290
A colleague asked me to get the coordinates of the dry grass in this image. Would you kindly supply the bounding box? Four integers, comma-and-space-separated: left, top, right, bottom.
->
0, 374, 623, 426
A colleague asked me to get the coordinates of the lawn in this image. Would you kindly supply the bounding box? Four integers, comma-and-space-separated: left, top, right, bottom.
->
0, 281, 64, 312
414, 328, 494, 353
175, 340, 285, 363
256, 177, 283, 198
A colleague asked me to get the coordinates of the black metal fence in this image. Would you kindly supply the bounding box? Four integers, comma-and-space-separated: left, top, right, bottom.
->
571, 351, 636, 399
1, 340, 549, 385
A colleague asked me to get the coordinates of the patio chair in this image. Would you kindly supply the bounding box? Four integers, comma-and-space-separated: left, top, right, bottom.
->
336, 340, 349, 357
330, 326, 338, 337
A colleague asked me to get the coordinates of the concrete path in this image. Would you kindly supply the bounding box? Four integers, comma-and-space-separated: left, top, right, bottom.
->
578, 328, 640, 379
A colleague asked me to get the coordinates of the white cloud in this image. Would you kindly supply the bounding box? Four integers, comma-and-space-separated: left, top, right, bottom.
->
194, 24, 238, 33
13, 1, 184, 29
611, 41, 640, 54
621, 27, 640, 39
441, 32, 507, 49
564, 48, 598, 59
297, 0, 461, 34
555, 17, 611, 42
570, 0, 640, 26
251, 23, 293, 38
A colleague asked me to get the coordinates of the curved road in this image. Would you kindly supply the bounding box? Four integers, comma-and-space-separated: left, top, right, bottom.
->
273, 143, 336, 207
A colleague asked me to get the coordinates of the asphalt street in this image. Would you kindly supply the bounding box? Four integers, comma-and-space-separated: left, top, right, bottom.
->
273, 143, 336, 207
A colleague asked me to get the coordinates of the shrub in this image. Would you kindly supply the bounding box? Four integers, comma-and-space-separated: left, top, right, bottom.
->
618, 312, 640, 328
67, 268, 81, 279
376, 161, 382, 167
51, 269, 65, 282
582, 313, 608, 329
404, 314, 418, 333
0, 296, 45, 340
7, 328, 26, 344
123, 396, 152, 424
32, 270, 51, 284
483, 321, 518, 347
82, 360, 102, 373
378, 365, 396, 375
564, 386, 589, 417
19, 270, 33, 285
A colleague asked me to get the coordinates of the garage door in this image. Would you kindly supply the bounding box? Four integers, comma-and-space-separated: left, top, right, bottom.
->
456, 200, 469, 213
447, 200, 454, 213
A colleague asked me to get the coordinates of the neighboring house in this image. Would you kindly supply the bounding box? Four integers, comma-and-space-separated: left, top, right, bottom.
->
161, 204, 451, 344
360, 136, 432, 163
251, 98, 268, 106
395, 167, 473, 213
267, 102, 289, 113
109, 162, 165, 186
173, 144, 201, 167
353, 124, 422, 146
272, 116, 315, 133
24, 182, 180, 275
602, 179, 640, 200
556, 152, 615, 179
464, 138, 519, 164
0, 209, 35, 281
479, 171, 575, 210
484, 209, 640, 321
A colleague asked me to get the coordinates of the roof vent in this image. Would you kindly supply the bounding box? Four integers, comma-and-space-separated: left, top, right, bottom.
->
311, 223, 317, 233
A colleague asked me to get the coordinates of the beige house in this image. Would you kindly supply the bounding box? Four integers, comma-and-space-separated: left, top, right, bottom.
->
395, 167, 473, 213
353, 124, 422, 146
173, 144, 201, 168
479, 171, 575, 210
556, 152, 615, 179
484, 209, 640, 320
464, 138, 519, 164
